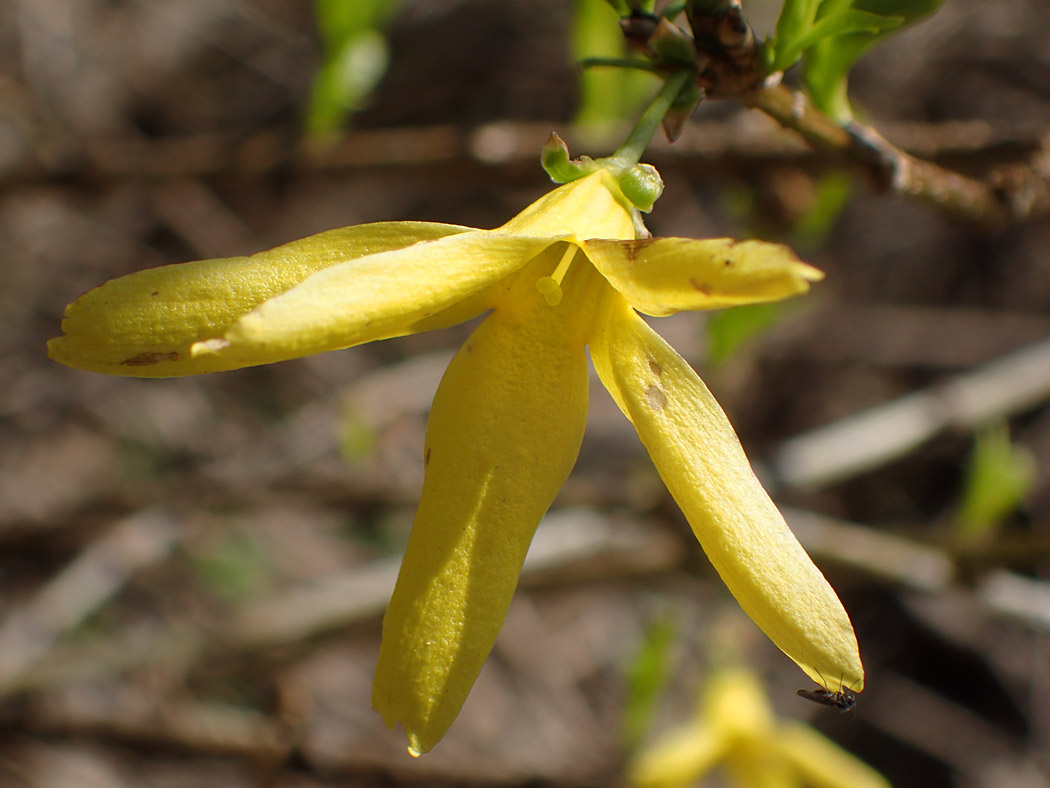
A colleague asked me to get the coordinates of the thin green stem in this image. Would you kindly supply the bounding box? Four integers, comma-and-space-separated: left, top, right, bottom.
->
579, 56, 660, 74
608, 69, 692, 168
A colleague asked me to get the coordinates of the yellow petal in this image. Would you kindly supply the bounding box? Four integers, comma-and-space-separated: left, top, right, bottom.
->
498, 170, 635, 241
725, 748, 801, 788
589, 295, 863, 692
197, 232, 563, 369
48, 222, 472, 377
771, 721, 891, 788
702, 669, 775, 738
372, 260, 595, 755
583, 238, 823, 316
628, 721, 729, 788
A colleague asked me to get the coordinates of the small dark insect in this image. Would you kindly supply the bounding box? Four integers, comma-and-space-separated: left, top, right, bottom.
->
796, 675, 857, 712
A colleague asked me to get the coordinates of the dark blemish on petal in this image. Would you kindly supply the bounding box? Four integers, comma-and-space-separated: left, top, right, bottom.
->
725, 258, 734, 267
122, 351, 179, 366
150, 291, 160, 297
647, 358, 662, 378
644, 384, 668, 411
424, 447, 432, 466
689, 278, 712, 295
622, 239, 656, 263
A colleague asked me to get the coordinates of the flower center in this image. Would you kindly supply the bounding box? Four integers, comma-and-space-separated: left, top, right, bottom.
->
534, 243, 578, 307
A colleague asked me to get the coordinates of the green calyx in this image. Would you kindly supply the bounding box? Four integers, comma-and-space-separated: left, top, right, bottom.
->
540, 133, 663, 214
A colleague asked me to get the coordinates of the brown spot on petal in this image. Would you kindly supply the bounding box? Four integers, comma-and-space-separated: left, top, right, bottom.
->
619, 239, 657, 263
644, 384, 667, 411
122, 351, 179, 366
689, 278, 712, 295
424, 447, 432, 466
647, 358, 662, 378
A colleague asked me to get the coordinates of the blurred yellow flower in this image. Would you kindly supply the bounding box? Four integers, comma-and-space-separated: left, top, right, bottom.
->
629, 669, 889, 788
49, 167, 861, 755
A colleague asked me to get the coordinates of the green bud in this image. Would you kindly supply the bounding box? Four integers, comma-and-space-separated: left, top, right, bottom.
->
617, 163, 664, 212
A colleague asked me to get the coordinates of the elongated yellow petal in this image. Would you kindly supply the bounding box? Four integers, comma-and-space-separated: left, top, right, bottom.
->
194, 232, 569, 369
372, 261, 595, 755
583, 238, 822, 316
202, 173, 635, 369
589, 295, 863, 692
628, 721, 729, 788
725, 751, 800, 788
771, 722, 891, 788
48, 222, 472, 377
702, 668, 775, 737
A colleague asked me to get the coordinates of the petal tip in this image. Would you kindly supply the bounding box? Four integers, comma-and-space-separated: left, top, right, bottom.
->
800, 263, 825, 283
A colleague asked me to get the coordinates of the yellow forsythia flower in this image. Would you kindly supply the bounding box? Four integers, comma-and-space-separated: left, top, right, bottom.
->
49, 168, 862, 755
629, 669, 888, 788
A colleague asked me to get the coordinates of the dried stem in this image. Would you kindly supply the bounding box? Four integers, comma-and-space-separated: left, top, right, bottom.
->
749, 83, 1050, 229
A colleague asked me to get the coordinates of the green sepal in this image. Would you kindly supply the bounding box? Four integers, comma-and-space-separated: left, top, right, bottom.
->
541, 133, 599, 184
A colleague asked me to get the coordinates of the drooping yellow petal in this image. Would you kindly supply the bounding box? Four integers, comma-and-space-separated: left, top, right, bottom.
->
583, 238, 822, 316
701, 668, 775, 738
725, 749, 800, 788
589, 294, 863, 692
771, 722, 891, 788
48, 222, 472, 377
628, 721, 729, 788
372, 257, 597, 755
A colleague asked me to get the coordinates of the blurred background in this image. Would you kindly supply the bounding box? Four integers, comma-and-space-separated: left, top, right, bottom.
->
2, 0, 1050, 785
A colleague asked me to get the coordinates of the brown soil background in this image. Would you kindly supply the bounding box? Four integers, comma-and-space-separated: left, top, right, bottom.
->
2, 1, 1050, 786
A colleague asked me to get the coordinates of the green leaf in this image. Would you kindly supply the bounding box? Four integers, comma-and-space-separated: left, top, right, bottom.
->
602, 0, 634, 14
705, 302, 784, 366
803, 0, 945, 120
954, 424, 1036, 547
792, 170, 854, 248
190, 532, 270, 602
622, 614, 678, 748
574, 0, 658, 128
315, 0, 392, 46
306, 0, 398, 135
772, 9, 902, 72
766, 0, 821, 71
306, 31, 390, 135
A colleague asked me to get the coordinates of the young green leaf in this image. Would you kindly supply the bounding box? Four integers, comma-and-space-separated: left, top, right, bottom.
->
306, 0, 398, 135
772, 8, 902, 73
622, 615, 678, 748
705, 303, 784, 366
803, 0, 945, 121
574, 0, 657, 128
766, 0, 821, 71
955, 424, 1035, 547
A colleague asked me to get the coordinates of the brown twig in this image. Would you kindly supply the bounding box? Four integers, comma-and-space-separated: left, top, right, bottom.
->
764, 337, 1050, 490
0, 509, 179, 695
619, 2, 1050, 228
749, 83, 1050, 228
